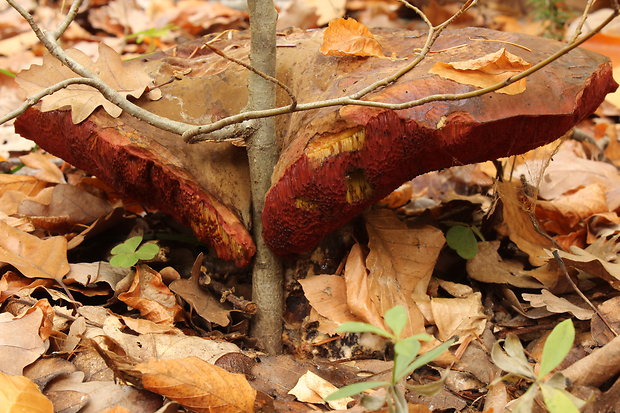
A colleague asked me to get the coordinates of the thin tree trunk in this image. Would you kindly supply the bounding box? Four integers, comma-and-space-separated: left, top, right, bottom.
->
246, 0, 283, 354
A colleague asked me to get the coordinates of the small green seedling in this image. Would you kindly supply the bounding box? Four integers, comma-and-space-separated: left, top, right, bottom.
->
110, 235, 159, 267
491, 319, 583, 413
325, 305, 455, 413
446, 224, 484, 259
125, 24, 178, 45
0, 68, 15, 77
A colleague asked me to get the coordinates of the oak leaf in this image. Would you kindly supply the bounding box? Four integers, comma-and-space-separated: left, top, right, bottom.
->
429, 47, 531, 95
137, 356, 256, 413
16, 43, 152, 123
320, 17, 385, 57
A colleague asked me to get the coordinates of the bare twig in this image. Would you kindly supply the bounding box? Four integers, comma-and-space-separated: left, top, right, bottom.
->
54, 0, 84, 40
204, 43, 297, 110
567, 0, 597, 44
552, 250, 619, 337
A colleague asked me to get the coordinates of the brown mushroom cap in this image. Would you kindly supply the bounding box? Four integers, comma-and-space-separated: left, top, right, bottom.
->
262, 27, 618, 255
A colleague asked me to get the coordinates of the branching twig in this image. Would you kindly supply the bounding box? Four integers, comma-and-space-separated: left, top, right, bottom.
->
552, 250, 619, 337
567, 0, 597, 44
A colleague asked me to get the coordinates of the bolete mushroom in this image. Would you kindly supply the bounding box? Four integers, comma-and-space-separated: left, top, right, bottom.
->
14, 27, 617, 263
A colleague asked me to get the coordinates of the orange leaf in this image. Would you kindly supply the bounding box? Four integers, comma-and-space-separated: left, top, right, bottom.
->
429, 48, 531, 95
320, 17, 385, 57
137, 356, 256, 413
0, 371, 53, 412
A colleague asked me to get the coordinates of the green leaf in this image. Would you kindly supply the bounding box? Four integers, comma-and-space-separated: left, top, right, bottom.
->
109, 254, 139, 268
111, 236, 143, 255
337, 322, 393, 339
324, 381, 390, 401
511, 383, 538, 413
540, 383, 580, 413
446, 225, 478, 259
491, 335, 535, 379
384, 305, 407, 338
396, 338, 455, 382
538, 319, 574, 379
0, 68, 15, 77
393, 337, 421, 381
135, 243, 159, 260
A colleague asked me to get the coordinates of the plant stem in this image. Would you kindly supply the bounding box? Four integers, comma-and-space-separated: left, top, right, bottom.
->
246, 0, 283, 354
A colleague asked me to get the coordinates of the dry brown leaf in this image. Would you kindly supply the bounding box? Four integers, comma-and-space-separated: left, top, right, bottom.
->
0, 220, 70, 280
466, 241, 546, 288
431, 292, 486, 341
536, 183, 609, 235
0, 371, 53, 412
98, 315, 240, 364
429, 48, 531, 95
169, 265, 231, 327
137, 356, 256, 413
343, 243, 385, 329
19, 152, 65, 184
365, 208, 445, 337
118, 265, 183, 326
16, 43, 152, 123
0, 175, 48, 215
522, 289, 594, 320
64, 262, 130, 290
298, 274, 360, 325
0, 272, 55, 304
320, 17, 385, 57
288, 370, 352, 410
496, 181, 555, 266
0, 308, 47, 375
18, 184, 114, 227
557, 233, 620, 291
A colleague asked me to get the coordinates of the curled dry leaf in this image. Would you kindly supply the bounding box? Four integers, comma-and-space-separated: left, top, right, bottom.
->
118, 265, 183, 326
288, 370, 352, 410
522, 289, 594, 320
137, 356, 256, 413
320, 17, 385, 57
429, 48, 531, 95
16, 43, 152, 123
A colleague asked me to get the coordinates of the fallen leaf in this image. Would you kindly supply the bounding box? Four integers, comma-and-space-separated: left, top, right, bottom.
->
431, 292, 486, 341
16, 43, 152, 123
0, 220, 70, 280
299, 274, 360, 324
0, 371, 53, 413
365, 208, 445, 336
522, 290, 594, 320
288, 370, 352, 410
0, 309, 47, 375
320, 17, 385, 57
137, 356, 256, 413
118, 265, 183, 326
429, 48, 531, 95
19, 152, 65, 184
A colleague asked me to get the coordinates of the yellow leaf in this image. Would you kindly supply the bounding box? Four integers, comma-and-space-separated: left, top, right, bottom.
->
429, 48, 531, 95
0, 371, 53, 413
320, 17, 385, 57
137, 356, 256, 413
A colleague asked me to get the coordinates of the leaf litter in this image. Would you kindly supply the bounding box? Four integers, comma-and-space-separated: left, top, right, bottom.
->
2, 1, 620, 412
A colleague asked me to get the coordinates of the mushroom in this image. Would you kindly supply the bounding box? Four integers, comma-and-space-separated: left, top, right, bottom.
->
14, 27, 618, 263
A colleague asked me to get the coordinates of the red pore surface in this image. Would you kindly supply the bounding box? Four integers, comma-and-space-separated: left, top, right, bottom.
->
262, 27, 618, 256
14, 108, 255, 267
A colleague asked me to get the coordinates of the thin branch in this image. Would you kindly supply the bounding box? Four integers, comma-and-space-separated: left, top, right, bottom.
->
203, 42, 297, 110
54, 0, 84, 40
552, 250, 619, 337
180, 4, 619, 139
567, 0, 597, 44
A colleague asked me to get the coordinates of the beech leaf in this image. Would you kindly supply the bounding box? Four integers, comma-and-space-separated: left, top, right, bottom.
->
320, 17, 385, 57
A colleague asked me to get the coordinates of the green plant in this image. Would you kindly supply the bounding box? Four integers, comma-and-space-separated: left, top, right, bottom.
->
491, 319, 583, 413
445, 224, 484, 259
527, 0, 575, 39
325, 306, 455, 413
124, 24, 178, 49
109, 235, 159, 267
